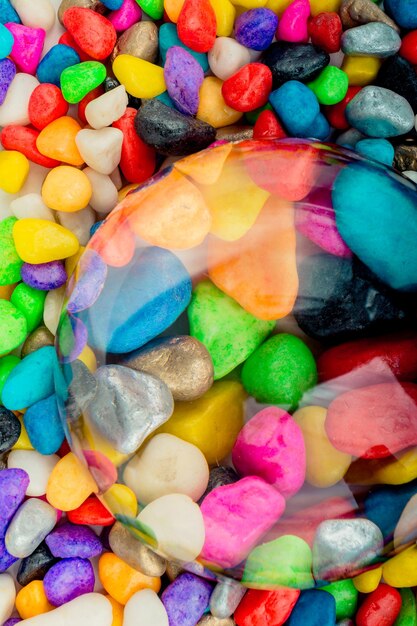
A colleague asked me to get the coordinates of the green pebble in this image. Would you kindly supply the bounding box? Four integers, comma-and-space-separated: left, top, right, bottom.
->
242, 535, 314, 589
11, 284, 46, 333
188, 280, 274, 380
0, 300, 27, 357
394, 588, 417, 626
241, 333, 317, 410
307, 66, 349, 106
136, 0, 163, 19
0, 217, 23, 286
60, 61, 107, 104
0, 354, 20, 402
321, 579, 358, 620
245, 102, 273, 125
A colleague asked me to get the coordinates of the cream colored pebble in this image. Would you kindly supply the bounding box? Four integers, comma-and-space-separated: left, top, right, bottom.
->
83, 167, 119, 214
17, 593, 113, 626
85, 85, 129, 130
11, 193, 55, 222
208, 37, 252, 80
10, 0, 55, 30
0, 74, 39, 126
75, 128, 124, 175
57, 206, 96, 245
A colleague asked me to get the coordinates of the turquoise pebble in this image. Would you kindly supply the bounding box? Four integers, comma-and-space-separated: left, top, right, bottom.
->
287, 589, 336, 626
159, 24, 209, 72
24, 394, 65, 455
355, 138, 394, 166
385, 0, 417, 29
2, 346, 57, 411
37, 44, 80, 87
269, 80, 320, 137
0, 0, 20, 25
101, 0, 123, 7
307, 112, 330, 140
0, 23, 14, 59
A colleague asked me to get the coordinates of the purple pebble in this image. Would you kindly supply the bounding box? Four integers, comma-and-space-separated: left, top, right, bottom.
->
235, 8, 279, 51
0, 469, 29, 535
0, 58, 16, 106
67, 250, 107, 314
164, 46, 204, 116
0, 536, 18, 574
3, 619, 22, 625
21, 261, 67, 291
43, 557, 95, 606
45, 523, 102, 559
162, 573, 213, 626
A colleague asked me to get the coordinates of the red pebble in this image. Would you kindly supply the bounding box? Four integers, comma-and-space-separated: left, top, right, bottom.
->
177, 0, 216, 53
67, 495, 115, 526
28, 83, 69, 130
308, 12, 342, 53
78, 85, 105, 125
112, 107, 156, 184
318, 332, 417, 383
253, 109, 287, 139
62, 7, 117, 60
222, 63, 273, 113
0, 125, 60, 168
324, 86, 361, 130
234, 588, 300, 626
400, 30, 417, 65
356, 584, 402, 626
59, 31, 92, 62
57, 440, 71, 457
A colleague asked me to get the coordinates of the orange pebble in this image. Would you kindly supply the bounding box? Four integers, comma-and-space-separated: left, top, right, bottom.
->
46, 451, 98, 511
106, 595, 124, 626
164, 0, 185, 21
16, 581, 54, 620
98, 553, 161, 605
208, 194, 298, 320
36, 116, 84, 166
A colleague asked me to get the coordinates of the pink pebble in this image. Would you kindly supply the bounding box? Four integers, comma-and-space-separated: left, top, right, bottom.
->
276, 0, 310, 43
232, 407, 306, 499
108, 0, 142, 31
6, 23, 45, 75
200, 476, 286, 569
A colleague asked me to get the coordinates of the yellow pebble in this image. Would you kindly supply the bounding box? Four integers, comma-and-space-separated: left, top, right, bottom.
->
77, 344, 97, 372
230, 0, 267, 7
309, 0, 341, 14
16, 581, 54, 620
155, 381, 245, 465
0, 150, 29, 194
353, 566, 382, 593
12, 414, 34, 450
346, 447, 417, 485
46, 451, 98, 511
383, 546, 417, 587
13, 218, 79, 264
293, 406, 352, 488
98, 553, 161, 605
113, 55, 166, 99
103, 483, 138, 518
106, 595, 124, 626
36, 116, 84, 167
341, 56, 382, 86
0, 284, 16, 301
118, 184, 139, 202
42, 166, 92, 213
197, 77, 243, 129
265, 0, 291, 14
164, 0, 184, 22
210, 0, 236, 36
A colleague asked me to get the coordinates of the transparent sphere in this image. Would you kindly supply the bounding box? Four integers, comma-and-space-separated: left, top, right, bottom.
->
56, 139, 417, 589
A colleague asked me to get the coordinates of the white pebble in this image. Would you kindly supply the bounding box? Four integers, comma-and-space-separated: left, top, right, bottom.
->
19, 163, 50, 197
110, 167, 123, 190
76, 128, 123, 175
57, 206, 96, 245
208, 37, 252, 80
11, 0, 55, 30
123, 590, 169, 626
137, 494, 205, 563
403, 170, 417, 183
18, 593, 113, 626
0, 574, 15, 624
43, 285, 65, 335
124, 434, 209, 505
85, 85, 129, 130
11, 193, 55, 222
0, 74, 39, 126
83, 168, 119, 214
7, 450, 59, 497
5, 498, 57, 558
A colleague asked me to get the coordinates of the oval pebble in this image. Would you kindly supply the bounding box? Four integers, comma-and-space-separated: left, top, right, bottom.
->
43, 558, 95, 606
5, 498, 57, 559
2, 346, 56, 411
124, 590, 168, 626
21, 261, 67, 291
16, 542, 57, 587
235, 8, 278, 51
11, 593, 113, 626
0, 72, 38, 126
0, 573, 15, 625
164, 46, 204, 115
346, 85, 415, 137
162, 574, 212, 626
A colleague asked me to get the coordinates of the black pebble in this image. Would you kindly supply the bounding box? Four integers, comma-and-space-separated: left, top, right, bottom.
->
198, 466, 239, 504
377, 55, 417, 112
135, 99, 216, 156
261, 42, 330, 88
0, 407, 21, 453
17, 542, 57, 587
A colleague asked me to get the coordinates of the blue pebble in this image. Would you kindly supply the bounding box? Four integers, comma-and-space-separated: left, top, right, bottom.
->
156, 90, 175, 109
364, 480, 417, 541
24, 394, 65, 455
159, 23, 209, 72
385, 0, 417, 29
333, 161, 417, 292
2, 346, 57, 411
355, 138, 394, 167
287, 589, 336, 626
269, 80, 320, 137
0, 0, 20, 24
79, 246, 192, 353
235, 8, 278, 51
37, 44, 80, 87
305, 111, 331, 140
0, 23, 14, 59
90, 221, 103, 237
100, 0, 124, 7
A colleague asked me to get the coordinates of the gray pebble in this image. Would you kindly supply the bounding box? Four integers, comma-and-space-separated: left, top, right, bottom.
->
342, 22, 401, 57
210, 581, 246, 619
5, 499, 57, 559
109, 521, 166, 577
346, 86, 415, 137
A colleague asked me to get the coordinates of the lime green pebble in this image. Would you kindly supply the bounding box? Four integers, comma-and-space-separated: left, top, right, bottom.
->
245, 102, 273, 125
0, 300, 27, 356
394, 588, 417, 626
0, 217, 23, 286
60, 61, 107, 104
136, 0, 164, 19
0, 355, 20, 402
321, 579, 358, 620
242, 535, 314, 589
241, 333, 317, 410
188, 280, 274, 380
11, 284, 47, 333
308, 66, 349, 105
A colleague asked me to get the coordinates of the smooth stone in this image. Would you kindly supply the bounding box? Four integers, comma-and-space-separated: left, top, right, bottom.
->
12, 593, 112, 626
208, 37, 251, 81
376, 55, 417, 112
286, 590, 336, 626
0, 72, 38, 125
24, 394, 65, 455
346, 86, 415, 137
85, 85, 128, 129
0, 573, 15, 625
7, 450, 58, 497
261, 42, 329, 87
5, 498, 57, 559
0, 406, 20, 453
121, 335, 213, 402
135, 99, 216, 156
0, 58, 16, 106
210, 582, 246, 619
312, 519, 384, 581
110, 21, 159, 64
16, 542, 56, 587
83, 169, 118, 214
0, 468, 29, 536
342, 23, 401, 58
364, 480, 417, 542
43, 558, 95, 606
108, 522, 166, 577
198, 466, 239, 505
384, 0, 417, 29
75, 127, 123, 175
162, 573, 213, 626
9, 0, 55, 30
21, 326, 54, 358
2, 346, 57, 411
124, 590, 169, 626
45, 523, 102, 559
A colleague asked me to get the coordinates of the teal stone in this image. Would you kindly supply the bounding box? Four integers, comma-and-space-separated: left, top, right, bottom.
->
355, 139, 394, 167
332, 161, 417, 291
0, 23, 14, 59
156, 91, 175, 109
159, 24, 209, 73
24, 394, 65, 455
2, 346, 57, 411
